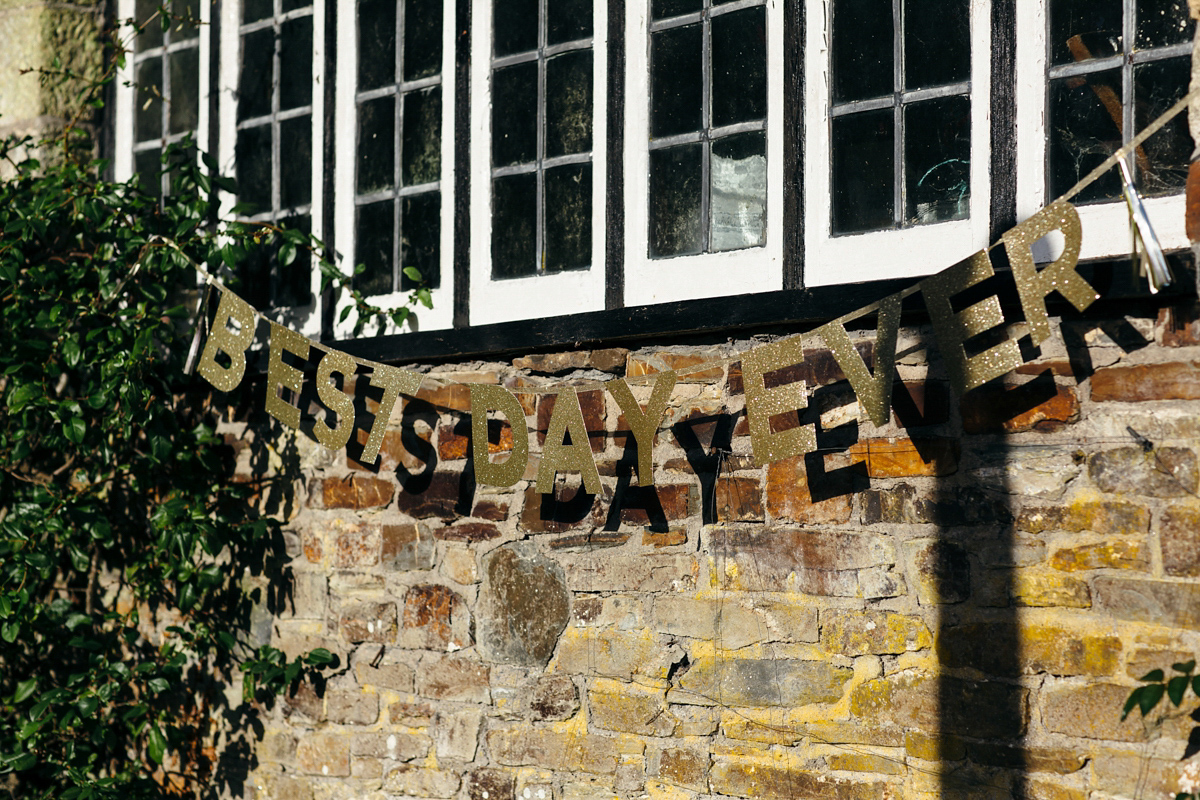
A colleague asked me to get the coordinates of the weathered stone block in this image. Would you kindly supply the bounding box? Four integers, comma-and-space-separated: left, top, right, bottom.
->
552, 627, 683, 681
672, 658, 852, 708
966, 743, 1085, 774
1161, 505, 1200, 576
1092, 362, 1200, 402
354, 656, 415, 691
437, 419, 516, 461
314, 475, 395, 510
849, 673, 1027, 739
520, 485, 604, 534
478, 543, 571, 666
280, 572, 327, 619
396, 469, 467, 520
325, 689, 379, 725
487, 727, 619, 774
1040, 683, 1145, 741
904, 730, 965, 762
1094, 576, 1200, 629
1018, 497, 1151, 534
381, 523, 436, 571
821, 610, 932, 656
826, 753, 906, 775
765, 454, 853, 525
528, 675, 580, 720
1049, 539, 1147, 572
558, 553, 698, 593
1089, 446, 1199, 497
630, 351, 724, 383
349, 425, 430, 473
671, 704, 718, 736
468, 768, 517, 800
960, 383, 1080, 434
653, 596, 818, 648
861, 484, 1009, 526
537, 389, 607, 452
400, 583, 472, 651
656, 746, 708, 791
384, 766, 462, 798
350, 731, 429, 761
937, 624, 1119, 677
1011, 572, 1091, 608
714, 476, 763, 522
340, 602, 397, 644
436, 521, 503, 542
434, 708, 483, 761
335, 528, 381, 567
513, 348, 629, 374
612, 483, 698, 526
793, 722, 903, 748
590, 680, 675, 736
709, 760, 889, 800
416, 656, 490, 702
643, 528, 688, 547
903, 539, 970, 605
847, 437, 959, 477
417, 382, 473, 412
296, 733, 350, 776
442, 546, 478, 585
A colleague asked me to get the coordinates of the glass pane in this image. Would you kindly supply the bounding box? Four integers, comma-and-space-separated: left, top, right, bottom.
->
277, 214, 312, 307
710, 131, 766, 251
357, 96, 395, 194
243, 0, 272, 24
1047, 68, 1122, 202
493, 62, 538, 166
711, 6, 767, 128
649, 143, 702, 257
652, 0, 700, 20
1136, 0, 1191, 49
280, 16, 313, 110
905, 95, 970, 225
167, 47, 200, 135
356, 199, 395, 296
280, 116, 313, 209
236, 124, 273, 213
832, 109, 894, 233
136, 0, 164, 50
651, 24, 702, 138
359, 0, 396, 91
135, 58, 163, 142
281, 0, 311, 12
1135, 57, 1191, 195
548, 0, 592, 44
904, 0, 968, 89
546, 50, 593, 158
135, 148, 162, 200
174, 0, 200, 38
402, 87, 442, 186
1049, 0, 1122, 66
400, 191, 442, 289
405, 0, 443, 79
832, 0, 892, 103
494, 0, 537, 56
545, 163, 592, 272
238, 237, 272, 309
492, 173, 538, 278
239, 29, 274, 121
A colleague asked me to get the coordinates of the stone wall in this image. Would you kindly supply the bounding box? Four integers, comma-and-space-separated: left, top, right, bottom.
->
235, 298, 1200, 800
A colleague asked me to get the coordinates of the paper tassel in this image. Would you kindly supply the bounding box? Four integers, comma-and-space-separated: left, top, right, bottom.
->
1119, 155, 1173, 294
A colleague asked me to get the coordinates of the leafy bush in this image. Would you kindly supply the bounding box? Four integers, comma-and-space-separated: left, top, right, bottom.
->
1124, 659, 1200, 800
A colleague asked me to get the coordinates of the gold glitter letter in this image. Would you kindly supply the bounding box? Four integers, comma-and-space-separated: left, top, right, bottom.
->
606, 371, 676, 486
196, 290, 256, 392
922, 250, 1023, 394
815, 294, 901, 428
470, 384, 530, 488
360, 364, 423, 465
1001, 200, 1096, 346
537, 388, 602, 494
265, 322, 309, 429
742, 337, 816, 467
314, 349, 357, 451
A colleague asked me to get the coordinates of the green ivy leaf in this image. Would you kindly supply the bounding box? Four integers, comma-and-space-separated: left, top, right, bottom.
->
1122, 686, 1143, 721
1139, 669, 1165, 682
1139, 683, 1166, 716
12, 678, 37, 704
1168, 675, 1189, 706
1174, 660, 1197, 674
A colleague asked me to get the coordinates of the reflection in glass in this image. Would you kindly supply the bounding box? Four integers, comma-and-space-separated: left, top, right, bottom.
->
358, 0, 395, 91
545, 163, 592, 272
904, 0, 968, 89
1048, 67, 1123, 202
135, 59, 163, 141
1136, 0, 1191, 49
493, 174, 538, 278
405, 0, 444, 79
547, 51, 593, 158
136, 0, 164, 49
243, 0, 272, 22
652, 0, 700, 19
1134, 57, 1191, 195
280, 16, 314, 110
236, 125, 273, 214
831, 0, 891, 102
710, 132, 766, 251
832, 109, 894, 233
495, 0, 538, 55
649, 144, 703, 257
403, 88, 442, 186
711, 7, 767, 127
548, 0, 592, 45
239, 29, 274, 121
357, 96, 394, 193
1049, 0, 1122, 66
651, 24, 703, 138
401, 192, 441, 289
168, 48, 200, 135
493, 62, 538, 166
175, 0, 200, 37
905, 96, 970, 224
277, 215, 312, 307
356, 200, 394, 296
280, 116, 313, 209
135, 148, 161, 199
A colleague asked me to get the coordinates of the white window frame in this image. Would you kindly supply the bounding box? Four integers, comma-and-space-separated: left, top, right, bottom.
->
332, 0, 457, 336
216, 0, 327, 337
623, 0, 783, 307
1015, 0, 1188, 262
468, 0, 609, 326
802, 0, 991, 287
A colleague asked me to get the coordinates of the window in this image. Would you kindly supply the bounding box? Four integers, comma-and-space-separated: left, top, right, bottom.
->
1016, 0, 1191, 260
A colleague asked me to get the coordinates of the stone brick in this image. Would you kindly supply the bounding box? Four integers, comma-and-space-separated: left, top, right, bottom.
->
1021, 779, 1087, 800
709, 760, 889, 800
400, 584, 472, 651
325, 689, 379, 725
714, 476, 763, 522
389, 698, 435, 726
384, 766, 462, 798
1040, 684, 1145, 741
1089, 750, 1190, 798
395, 469, 467, 520
846, 437, 959, 478
821, 610, 931, 656
437, 419, 516, 461
434, 708, 483, 761
314, 475, 395, 510
340, 602, 398, 644
1049, 539, 1147, 572
549, 531, 631, 550
514, 348, 630, 374
891, 380, 951, 427
653, 596, 818, 648
656, 747, 708, 791
1161, 505, 1200, 576
435, 521, 502, 542
348, 425, 431, 473
904, 539, 970, 605
558, 553, 698, 593
537, 390, 606, 452
302, 531, 322, 563
589, 679, 675, 736
1011, 572, 1091, 608
904, 730, 965, 762
629, 352, 724, 383
1093, 576, 1200, 629
766, 455, 854, 525
1092, 362, 1200, 402
825, 753, 905, 775
280, 572, 327, 619
255, 775, 312, 800
473, 498, 510, 521
296, 733, 350, 776
381, 523, 435, 571
1126, 646, 1196, 679
258, 731, 298, 764
1159, 302, 1200, 347
479, 543, 571, 666
643, 529, 688, 547
283, 680, 323, 721
849, 673, 1028, 739
354, 658, 415, 691
793, 722, 904, 748
960, 382, 1080, 434
966, 743, 1085, 774
335, 528, 381, 568
417, 656, 490, 702
487, 728, 619, 775
862, 485, 1008, 526
528, 675, 580, 720
521, 484, 604, 534
468, 768, 517, 800
669, 704, 718, 736
1018, 497, 1151, 535
441, 546, 478, 585
417, 382, 473, 412
672, 658, 852, 708
937, 624, 1119, 677
707, 527, 900, 599
1089, 446, 1199, 497
552, 627, 683, 681
612, 483, 698, 526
